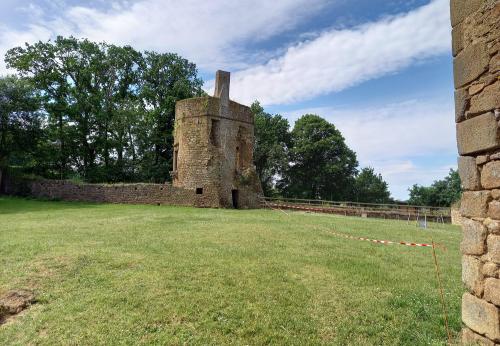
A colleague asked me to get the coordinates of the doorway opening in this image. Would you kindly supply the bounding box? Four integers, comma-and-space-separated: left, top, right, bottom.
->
231, 189, 239, 209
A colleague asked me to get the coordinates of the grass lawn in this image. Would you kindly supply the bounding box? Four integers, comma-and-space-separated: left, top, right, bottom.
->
0, 197, 462, 345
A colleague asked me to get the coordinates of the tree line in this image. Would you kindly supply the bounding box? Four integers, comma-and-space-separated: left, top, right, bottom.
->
2, 36, 204, 183
1, 37, 460, 205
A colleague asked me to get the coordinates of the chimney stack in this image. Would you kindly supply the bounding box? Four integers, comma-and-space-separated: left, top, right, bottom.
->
214, 70, 230, 103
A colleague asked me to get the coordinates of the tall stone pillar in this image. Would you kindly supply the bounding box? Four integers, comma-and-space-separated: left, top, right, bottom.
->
451, 0, 500, 344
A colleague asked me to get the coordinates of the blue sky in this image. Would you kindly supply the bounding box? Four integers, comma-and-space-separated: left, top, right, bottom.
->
0, 0, 456, 200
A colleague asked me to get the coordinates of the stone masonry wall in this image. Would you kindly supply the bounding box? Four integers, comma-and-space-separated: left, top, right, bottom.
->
2, 178, 221, 208
452, 0, 500, 344
172, 71, 263, 209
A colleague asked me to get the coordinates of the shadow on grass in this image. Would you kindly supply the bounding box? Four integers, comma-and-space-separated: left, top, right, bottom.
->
0, 196, 97, 215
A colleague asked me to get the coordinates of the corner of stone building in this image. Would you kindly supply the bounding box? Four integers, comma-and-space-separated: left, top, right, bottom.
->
452, 0, 500, 344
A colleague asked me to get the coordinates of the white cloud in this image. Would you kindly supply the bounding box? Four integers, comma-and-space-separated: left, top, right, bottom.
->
229, 0, 451, 105
0, 0, 327, 74
287, 99, 457, 200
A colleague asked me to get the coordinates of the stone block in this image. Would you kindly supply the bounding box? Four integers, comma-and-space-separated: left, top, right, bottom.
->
483, 262, 499, 278
477, 155, 490, 165
469, 82, 485, 96
450, 0, 483, 26
456, 112, 499, 155
489, 200, 500, 220
459, 156, 481, 190
491, 152, 500, 161
453, 42, 489, 88
452, 22, 464, 57
462, 327, 496, 346
455, 87, 469, 123
468, 81, 500, 115
487, 235, 500, 264
482, 161, 500, 190
484, 278, 500, 306
463, 255, 484, 295
492, 189, 500, 199
484, 218, 500, 234
461, 191, 491, 218
462, 293, 500, 341
462, 218, 488, 255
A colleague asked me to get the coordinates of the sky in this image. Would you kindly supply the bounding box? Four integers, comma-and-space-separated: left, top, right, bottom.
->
0, 0, 457, 200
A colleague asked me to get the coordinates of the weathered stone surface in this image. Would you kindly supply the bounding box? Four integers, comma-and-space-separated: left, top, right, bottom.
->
483, 262, 499, 278
453, 42, 489, 88
452, 22, 464, 57
491, 53, 500, 73
462, 218, 488, 255
482, 161, 500, 189
463, 255, 484, 295
454, 2, 500, 345
484, 278, 500, 306
456, 112, 499, 155
459, 156, 481, 190
487, 235, 500, 264
468, 81, 500, 115
491, 152, 500, 160
469, 82, 485, 96
462, 293, 500, 341
492, 189, 500, 199
484, 218, 500, 234
489, 200, 500, 220
477, 155, 490, 165
461, 191, 492, 218
172, 71, 262, 209
455, 87, 469, 123
462, 327, 496, 346
450, 0, 483, 26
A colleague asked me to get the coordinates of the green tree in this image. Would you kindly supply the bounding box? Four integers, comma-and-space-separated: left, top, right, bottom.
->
0, 76, 43, 170
5, 37, 204, 183
251, 101, 291, 195
408, 169, 461, 206
354, 167, 391, 203
137, 51, 204, 182
280, 114, 358, 200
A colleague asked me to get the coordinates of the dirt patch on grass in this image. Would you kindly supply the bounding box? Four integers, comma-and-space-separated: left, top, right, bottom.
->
0, 289, 36, 325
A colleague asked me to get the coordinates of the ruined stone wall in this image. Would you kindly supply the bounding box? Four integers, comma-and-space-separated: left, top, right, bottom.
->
2, 178, 221, 208
452, 0, 500, 344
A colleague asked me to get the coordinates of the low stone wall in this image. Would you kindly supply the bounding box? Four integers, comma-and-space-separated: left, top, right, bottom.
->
2, 177, 225, 208
1, 175, 263, 209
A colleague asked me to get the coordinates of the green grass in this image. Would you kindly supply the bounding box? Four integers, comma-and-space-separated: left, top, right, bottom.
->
0, 197, 462, 345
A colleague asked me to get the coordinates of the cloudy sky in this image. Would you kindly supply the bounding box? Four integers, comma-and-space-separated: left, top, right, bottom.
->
0, 0, 456, 200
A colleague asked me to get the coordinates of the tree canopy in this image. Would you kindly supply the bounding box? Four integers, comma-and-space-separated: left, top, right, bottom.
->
251, 101, 291, 196
4, 36, 204, 182
408, 169, 461, 207
277, 114, 358, 200
354, 167, 391, 203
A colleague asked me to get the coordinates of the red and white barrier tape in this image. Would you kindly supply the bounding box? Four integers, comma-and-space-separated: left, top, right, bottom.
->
325, 230, 436, 248
265, 202, 445, 250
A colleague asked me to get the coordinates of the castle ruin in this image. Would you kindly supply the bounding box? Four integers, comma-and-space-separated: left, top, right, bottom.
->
171, 70, 262, 208
2, 71, 263, 209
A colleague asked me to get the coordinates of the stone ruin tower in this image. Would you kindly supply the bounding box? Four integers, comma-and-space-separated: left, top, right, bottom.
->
171, 70, 263, 208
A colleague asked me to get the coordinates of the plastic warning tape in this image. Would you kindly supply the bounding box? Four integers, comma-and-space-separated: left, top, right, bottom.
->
265, 202, 442, 249
325, 230, 435, 248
